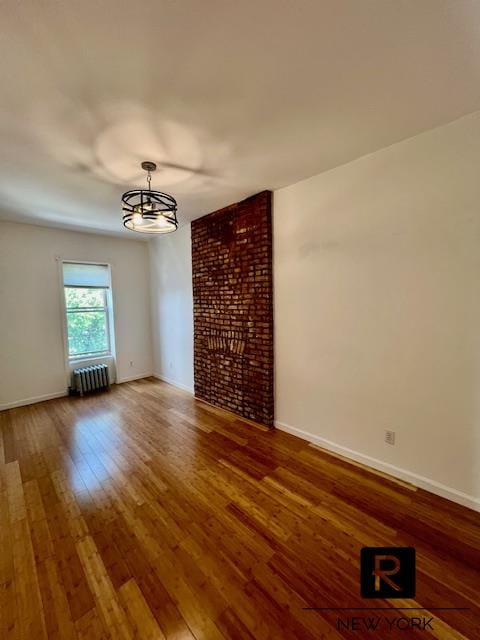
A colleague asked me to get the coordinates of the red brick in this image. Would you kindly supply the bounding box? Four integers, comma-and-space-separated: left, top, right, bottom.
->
191, 191, 274, 426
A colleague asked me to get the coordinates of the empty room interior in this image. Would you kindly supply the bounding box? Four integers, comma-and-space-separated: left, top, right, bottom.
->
1, 1, 480, 638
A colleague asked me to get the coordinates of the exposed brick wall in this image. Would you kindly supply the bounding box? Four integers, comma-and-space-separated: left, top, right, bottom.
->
191, 191, 274, 426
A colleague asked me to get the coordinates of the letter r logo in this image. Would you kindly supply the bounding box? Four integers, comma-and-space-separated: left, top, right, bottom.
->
373, 555, 401, 592
361, 547, 416, 598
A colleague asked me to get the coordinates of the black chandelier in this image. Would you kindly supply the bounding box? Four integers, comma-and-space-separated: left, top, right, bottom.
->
122, 161, 178, 234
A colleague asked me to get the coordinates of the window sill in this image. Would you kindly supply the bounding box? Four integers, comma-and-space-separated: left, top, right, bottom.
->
69, 354, 113, 364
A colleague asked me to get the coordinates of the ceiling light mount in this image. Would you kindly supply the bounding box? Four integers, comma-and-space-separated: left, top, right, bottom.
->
122, 161, 178, 234
141, 161, 157, 172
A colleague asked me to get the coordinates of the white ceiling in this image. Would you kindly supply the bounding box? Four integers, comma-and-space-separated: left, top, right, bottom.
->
1, 0, 480, 238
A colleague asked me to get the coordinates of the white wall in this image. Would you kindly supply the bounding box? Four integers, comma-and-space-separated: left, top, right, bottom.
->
0, 222, 153, 408
149, 224, 194, 392
274, 112, 480, 508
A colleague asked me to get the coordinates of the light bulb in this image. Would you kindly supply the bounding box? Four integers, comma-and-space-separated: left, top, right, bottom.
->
133, 212, 143, 225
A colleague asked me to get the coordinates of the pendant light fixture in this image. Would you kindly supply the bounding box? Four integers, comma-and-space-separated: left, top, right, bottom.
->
122, 161, 178, 234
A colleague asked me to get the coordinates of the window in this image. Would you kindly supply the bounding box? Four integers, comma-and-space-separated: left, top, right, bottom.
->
62, 262, 114, 359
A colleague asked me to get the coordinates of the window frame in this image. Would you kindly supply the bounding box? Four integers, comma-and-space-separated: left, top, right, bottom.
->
59, 260, 117, 368
64, 285, 111, 359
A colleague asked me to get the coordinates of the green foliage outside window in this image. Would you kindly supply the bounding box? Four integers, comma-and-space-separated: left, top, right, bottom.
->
65, 287, 109, 356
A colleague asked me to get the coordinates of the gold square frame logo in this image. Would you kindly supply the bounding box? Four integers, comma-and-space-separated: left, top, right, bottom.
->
361, 547, 416, 599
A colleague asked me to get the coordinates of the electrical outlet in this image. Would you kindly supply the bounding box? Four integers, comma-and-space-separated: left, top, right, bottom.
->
385, 430, 396, 445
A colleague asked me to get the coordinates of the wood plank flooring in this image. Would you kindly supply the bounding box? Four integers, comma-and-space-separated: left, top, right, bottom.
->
0, 377, 479, 639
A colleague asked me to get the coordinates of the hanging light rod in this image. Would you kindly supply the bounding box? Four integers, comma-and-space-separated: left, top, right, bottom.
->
122, 161, 178, 234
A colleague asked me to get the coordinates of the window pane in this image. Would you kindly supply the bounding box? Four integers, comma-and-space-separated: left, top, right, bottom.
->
65, 287, 105, 309
67, 310, 109, 356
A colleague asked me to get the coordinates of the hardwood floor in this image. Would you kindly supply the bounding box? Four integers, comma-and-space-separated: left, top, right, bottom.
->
1, 377, 479, 639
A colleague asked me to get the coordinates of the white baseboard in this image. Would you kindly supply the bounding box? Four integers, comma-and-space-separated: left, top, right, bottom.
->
153, 373, 194, 394
275, 420, 480, 513
115, 372, 153, 384
0, 390, 68, 412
